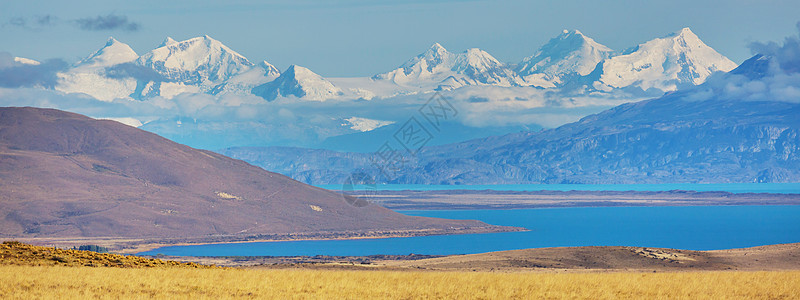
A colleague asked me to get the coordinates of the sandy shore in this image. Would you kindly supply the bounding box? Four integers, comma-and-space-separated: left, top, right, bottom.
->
346, 189, 800, 209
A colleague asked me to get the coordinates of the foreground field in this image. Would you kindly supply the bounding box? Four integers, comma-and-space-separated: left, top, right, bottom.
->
1, 265, 798, 299
2, 242, 799, 298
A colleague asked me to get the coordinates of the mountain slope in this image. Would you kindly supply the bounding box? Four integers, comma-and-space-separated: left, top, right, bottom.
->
135, 35, 254, 85
251, 65, 342, 101
516, 30, 614, 87
76, 37, 139, 69
594, 28, 736, 93
0, 107, 510, 243
55, 38, 139, 101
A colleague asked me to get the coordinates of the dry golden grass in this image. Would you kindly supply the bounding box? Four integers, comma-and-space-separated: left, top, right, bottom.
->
0, 265, 798, 299
0, 241, 211, 269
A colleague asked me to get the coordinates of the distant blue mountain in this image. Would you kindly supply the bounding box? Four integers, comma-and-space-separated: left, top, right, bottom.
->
219, 54, 800, 185
315, 122, 541, 153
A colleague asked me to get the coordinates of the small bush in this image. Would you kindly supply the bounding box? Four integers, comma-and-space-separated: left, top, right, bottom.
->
77, 245, 109, 253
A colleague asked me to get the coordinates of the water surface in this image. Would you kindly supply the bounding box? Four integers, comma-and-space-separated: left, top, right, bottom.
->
139, 205, 800, 257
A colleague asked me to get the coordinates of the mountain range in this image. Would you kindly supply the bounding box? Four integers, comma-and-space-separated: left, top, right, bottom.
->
40, 28, 734, 103
218, 48, 800, 185
0, 28, 737, 152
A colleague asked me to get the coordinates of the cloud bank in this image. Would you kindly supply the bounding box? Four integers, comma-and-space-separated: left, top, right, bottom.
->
748, 22, 800, 74
682, 22, 800, 104
5, 14, 140, 32
0, 53, 68, 88
74, 14, 141, 32
3, 15, 57, 29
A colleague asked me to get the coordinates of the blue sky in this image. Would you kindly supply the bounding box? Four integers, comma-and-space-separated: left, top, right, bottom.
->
2, 0, 799, 77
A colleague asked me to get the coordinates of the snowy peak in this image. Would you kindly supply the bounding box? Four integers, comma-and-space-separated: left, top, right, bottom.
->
57, 37, 139, 102
76, 37, 138, 68
13, 57, 40, 65
729, 54, 772, 80
251, 65, 342, 101
516, 29, 614, 86
454, 48, 503, 72
424, 43, 449, 58
135, 35, 254, 85
375, 43, 523, 88
258, 60, 281, 77
451, 48, 525, 86
596, 27, 737, 92
159, 37, 178, 47
403, 43, 453, 76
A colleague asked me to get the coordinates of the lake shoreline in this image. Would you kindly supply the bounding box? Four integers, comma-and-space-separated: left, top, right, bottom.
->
133, 205, 800, 257
342, 189, 800, 210
141, 243, 800, 272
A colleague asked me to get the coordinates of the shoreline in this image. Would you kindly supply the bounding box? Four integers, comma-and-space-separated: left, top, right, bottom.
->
142, 242, 800, 272
8, 225, 526, 255
4, 240, 800, 273
343, 189, 800, 210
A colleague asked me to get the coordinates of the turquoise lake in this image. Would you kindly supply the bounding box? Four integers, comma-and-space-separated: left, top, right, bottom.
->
139, 205, 800, 257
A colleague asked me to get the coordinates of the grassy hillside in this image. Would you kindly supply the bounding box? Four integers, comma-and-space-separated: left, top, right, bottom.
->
0, 241, 210, 268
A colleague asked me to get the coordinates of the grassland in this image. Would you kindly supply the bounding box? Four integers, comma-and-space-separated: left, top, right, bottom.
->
2, 241, 799, 299
1, 265, 798, 299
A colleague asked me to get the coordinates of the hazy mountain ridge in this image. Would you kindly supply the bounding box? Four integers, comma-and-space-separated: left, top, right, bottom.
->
218, 47, 800, 185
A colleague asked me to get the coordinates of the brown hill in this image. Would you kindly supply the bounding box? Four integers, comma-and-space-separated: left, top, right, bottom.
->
0, 107, 514, 248
389, 243, 800, 272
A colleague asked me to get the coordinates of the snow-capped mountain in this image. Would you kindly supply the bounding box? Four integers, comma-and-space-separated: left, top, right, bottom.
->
56, 37, 139, 101
251, 65, 342, 101
374, 43, 524, 90
210, 61, 281, 96
76, 37, 139, 69
342, 117, 394, 132
593, 28, 736, 93
516, 30, 614, 88
135, 35, 254, 86
47, 28, 736, 103
13, 57, 40, 65
159, 37, 178, 48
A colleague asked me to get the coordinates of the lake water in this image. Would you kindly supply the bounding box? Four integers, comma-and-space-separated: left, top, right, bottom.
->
316, 183, 800, 194
139, 205, 800, 257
